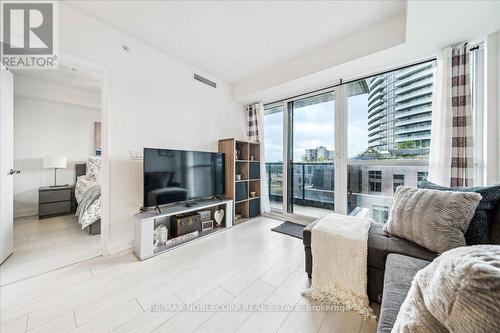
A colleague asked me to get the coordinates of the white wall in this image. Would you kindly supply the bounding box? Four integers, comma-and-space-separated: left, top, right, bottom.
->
485, 31, 500, 184
13, 83, 100, 217
14, 75, 101, 110
57, 4, 246, 253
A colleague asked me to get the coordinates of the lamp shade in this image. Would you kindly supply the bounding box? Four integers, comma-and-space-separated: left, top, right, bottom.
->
43, 156, 67, 169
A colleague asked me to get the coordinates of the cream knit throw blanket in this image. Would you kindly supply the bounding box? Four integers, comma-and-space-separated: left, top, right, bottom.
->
393, 245, 500, 333
302, 213, 375, 319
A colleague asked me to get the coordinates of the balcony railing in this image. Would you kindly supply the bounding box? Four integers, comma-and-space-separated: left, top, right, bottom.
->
368, 85, 384, 101
395, 131, 431, 142
395, 106, 432, 119
395, 87, 433, 104
368, 112, 387, 125
396, 68, 433, 87
395, 113, 432, 126
368, 126, 386, 137
395, 122, 432, 135
266, 162, 334, 210
369, 76, 383, 89
395, 78, 433, 95
368, 100, 385, 113
395, 97, 432, 112
265, 162, 430, 223
395, 63, 433, 80
368, 118, 387, 131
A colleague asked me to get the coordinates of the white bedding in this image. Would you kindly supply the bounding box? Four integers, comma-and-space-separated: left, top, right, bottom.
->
75, 175, 101, 229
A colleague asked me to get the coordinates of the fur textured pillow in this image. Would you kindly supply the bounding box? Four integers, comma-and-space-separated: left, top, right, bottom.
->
392, 245, 500, 333
419, 180, 500, 245
384, 186, 482, 253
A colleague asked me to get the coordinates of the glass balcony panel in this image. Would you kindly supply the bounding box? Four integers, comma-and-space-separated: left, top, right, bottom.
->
394, 97, 432, 111
395, 87, 433, 104
396, 68, 433, 87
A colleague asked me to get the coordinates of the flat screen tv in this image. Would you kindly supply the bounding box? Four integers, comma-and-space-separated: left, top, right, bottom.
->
143, 148, 225, 208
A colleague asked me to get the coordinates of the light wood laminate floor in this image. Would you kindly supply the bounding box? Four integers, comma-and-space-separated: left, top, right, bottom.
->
0, 215, 101, 286
0, 216, 377, 333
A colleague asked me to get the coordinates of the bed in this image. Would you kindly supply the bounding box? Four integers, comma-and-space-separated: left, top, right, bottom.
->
75, 161, 101, 235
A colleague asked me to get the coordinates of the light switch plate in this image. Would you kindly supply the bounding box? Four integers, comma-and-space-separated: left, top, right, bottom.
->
129, 150, 143, 160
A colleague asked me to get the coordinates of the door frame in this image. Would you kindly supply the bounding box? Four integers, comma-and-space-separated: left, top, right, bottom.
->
0, 64, 14, 263
58, 53, 111, 256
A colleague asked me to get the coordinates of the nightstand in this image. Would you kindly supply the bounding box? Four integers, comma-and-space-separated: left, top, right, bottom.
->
39, 185, 74, 219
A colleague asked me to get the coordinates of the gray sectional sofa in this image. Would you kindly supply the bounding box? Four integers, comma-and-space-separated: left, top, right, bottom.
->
302, 204, 500, 333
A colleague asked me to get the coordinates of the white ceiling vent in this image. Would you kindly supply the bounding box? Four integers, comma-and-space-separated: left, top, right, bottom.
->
194, 73, 216, 88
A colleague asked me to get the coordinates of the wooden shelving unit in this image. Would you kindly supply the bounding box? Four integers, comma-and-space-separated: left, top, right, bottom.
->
219, 138, 261, 225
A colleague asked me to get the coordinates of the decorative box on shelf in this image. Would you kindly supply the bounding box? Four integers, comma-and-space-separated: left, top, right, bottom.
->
134, 199, 233, 260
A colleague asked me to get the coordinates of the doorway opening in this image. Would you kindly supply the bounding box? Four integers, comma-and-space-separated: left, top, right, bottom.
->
0, 59, 108, 285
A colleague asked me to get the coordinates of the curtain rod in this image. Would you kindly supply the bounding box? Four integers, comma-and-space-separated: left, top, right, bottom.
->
264, 57, 437, 106
261, 44, 481, 107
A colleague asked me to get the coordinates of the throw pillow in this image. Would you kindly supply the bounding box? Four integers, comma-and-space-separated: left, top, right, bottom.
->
86, 156, 102, 181
419, 180, 500, 245
384, 186, 482, 253
392, 245, 500, 333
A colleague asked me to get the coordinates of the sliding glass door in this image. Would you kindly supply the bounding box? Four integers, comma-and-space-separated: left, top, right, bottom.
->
263, 60, 443, 223
286, 92, 335, 219
264, 105, 284, 213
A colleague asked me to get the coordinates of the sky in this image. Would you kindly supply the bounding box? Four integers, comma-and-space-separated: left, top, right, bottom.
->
264, 93, 369, 163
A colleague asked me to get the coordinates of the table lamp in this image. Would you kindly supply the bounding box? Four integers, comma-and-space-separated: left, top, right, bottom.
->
43, 156, 67, 187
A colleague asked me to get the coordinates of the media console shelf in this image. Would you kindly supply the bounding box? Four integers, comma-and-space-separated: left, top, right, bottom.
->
134, 199, 233, 260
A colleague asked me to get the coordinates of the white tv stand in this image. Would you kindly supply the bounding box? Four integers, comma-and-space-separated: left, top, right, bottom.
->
134, 199, 233, 260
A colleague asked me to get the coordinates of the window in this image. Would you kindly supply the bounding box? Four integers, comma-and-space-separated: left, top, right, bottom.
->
347, 62, 434, 161
417, 171, 428, 187
346, 61, 435, 219
393, 174, 405, 193
372, 205, 389, 223
369, 171, 382, 192
263, 54, 483, 220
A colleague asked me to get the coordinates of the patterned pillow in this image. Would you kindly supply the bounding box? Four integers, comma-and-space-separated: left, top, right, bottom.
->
419, 180, 500, 245
86, 156, 102, 181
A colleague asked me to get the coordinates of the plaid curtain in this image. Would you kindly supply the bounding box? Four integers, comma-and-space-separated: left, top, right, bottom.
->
247, 103, 260, 142
450, 44, 474, 187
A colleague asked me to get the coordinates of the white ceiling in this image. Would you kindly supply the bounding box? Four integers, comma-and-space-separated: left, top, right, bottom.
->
67, 0, 406, 84
233, 1, 500, 103
13, 65, 102, 93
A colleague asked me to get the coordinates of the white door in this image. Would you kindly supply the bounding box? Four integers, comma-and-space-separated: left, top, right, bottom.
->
0, 65, 14, 264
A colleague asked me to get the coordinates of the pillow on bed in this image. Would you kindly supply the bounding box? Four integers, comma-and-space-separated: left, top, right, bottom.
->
75, 175, 97, 203
86, 156, 101, 181
383, 186, 482, 253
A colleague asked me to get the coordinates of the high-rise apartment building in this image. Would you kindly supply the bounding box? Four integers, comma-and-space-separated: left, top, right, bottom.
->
367, 62, 434, 156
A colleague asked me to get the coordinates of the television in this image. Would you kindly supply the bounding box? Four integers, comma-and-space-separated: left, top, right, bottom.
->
143, 148, 225, 208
